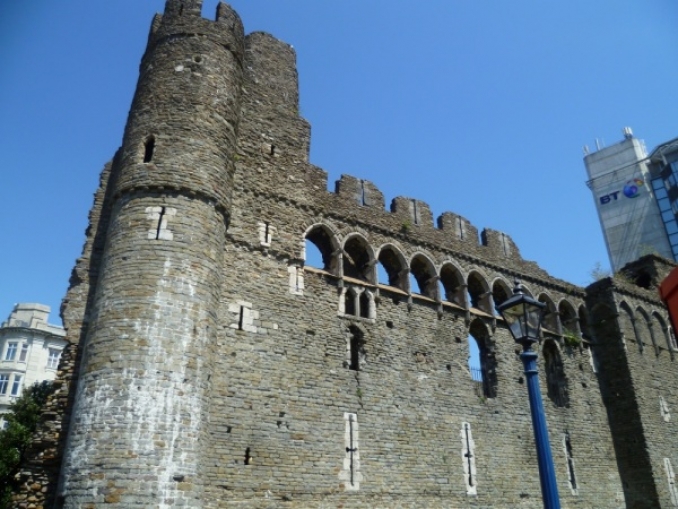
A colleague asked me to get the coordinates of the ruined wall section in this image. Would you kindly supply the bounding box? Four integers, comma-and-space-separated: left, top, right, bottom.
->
587, 257, 678, 509
205, 190, 623, 507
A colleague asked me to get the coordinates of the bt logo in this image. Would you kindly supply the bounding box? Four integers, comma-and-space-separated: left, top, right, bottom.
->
599, 178, 644, 205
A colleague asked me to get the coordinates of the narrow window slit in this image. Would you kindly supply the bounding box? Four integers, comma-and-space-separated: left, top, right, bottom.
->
464, 423, 474, 487
238, 306, 245, 330
144, 136, 155, 163
155, 206, 166, 240
564, 432, 577, 492
411, 199, 419, 225
346, 414, 358, 486
244, 447, 252, 465
269, 145, 275, 155
360, 180, 367, 206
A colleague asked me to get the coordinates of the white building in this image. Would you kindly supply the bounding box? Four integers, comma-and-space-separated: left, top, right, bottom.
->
584, 128, 674, 272
0, 303, 67, 427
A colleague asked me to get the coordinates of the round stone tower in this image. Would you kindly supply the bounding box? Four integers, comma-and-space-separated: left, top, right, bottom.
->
58, 2, 244, 506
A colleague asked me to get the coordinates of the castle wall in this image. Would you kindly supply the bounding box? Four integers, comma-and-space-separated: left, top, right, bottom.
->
12, 3, 678, 508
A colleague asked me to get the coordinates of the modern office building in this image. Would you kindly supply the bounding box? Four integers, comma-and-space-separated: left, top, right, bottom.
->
584, 128, 676, 272
0, 303, 66, 427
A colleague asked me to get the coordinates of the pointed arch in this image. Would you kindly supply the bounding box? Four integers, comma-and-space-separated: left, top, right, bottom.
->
409, 253, 438, 298
538, 293, 558, 334
440, 262, 465, 306
652, 312, 674, 357
467, 271, 492, 314
619, 301, 642, 353
543, 339, 569, 408
375, 244, 408, 291
558, 299, 578, 337
491, 278, 512, 316
304, 223, 340, 274
636, 306, 658, 355
343, 233, 375, 283
468, 319, 497, 398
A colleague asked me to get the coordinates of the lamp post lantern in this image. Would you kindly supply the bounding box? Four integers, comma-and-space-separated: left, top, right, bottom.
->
496, 280, 561, 509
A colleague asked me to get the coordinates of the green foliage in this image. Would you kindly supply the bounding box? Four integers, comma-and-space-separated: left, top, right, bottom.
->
0, 381, 54, 508
563, 329, 582, 348
400, 221, 411, 233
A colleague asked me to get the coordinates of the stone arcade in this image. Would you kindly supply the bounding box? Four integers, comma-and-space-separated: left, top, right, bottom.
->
11, 2, 678, 508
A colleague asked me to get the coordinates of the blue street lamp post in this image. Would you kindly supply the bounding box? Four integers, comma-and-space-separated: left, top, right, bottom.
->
496, 280, 561, 509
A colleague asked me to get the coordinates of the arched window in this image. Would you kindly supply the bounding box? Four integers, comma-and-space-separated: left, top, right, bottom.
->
343, 235, 374, 283
538, 294, 558, 334
559, 300, 579, 342
543, 340, 569, 407
491, 279, 511, 317
410, 254, 437, 298
653, 313, 674, 358
304, 225, 339, 273
467, 272, 492, 314
344, 288, 357, 316
440, 263, 465, 306
469, 319, 497, 398
376, 245, 407, 290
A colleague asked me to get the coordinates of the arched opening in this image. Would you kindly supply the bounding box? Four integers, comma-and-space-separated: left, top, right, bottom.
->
538, 294, 558, 334
653, 313, 673, 357
491, 279, 511, 317
467, 272, 491, 314
304, 225, 339, 273
347, 325, 365, 371
543, 339, 569, 407
440, 263, 465, 306
343, 235, 373, 283
619, 302, 642, 353
637, 308, 658, 355
410, 254, 437, 298
469, 319, 497, 398
376, 245, 407, 290
559, 300, 579, 340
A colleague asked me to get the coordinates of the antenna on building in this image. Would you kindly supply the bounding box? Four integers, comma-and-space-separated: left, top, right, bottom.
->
583, 145, 590, 155
623, 126, 633, 139
595, 139, 602, 150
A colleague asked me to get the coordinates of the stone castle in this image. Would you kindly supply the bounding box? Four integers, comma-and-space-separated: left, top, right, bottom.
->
10, 2, 678, 508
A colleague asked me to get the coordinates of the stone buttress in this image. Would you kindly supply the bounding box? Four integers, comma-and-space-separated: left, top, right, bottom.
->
56, 2, 244, 507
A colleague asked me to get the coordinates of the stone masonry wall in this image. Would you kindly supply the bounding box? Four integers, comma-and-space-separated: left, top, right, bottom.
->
13, 2, 678, 508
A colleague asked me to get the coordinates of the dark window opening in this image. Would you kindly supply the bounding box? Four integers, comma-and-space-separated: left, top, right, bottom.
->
410, 255, 437, 298
544, 340, 569, 407
359, 292, 370, 318
492, 281, 510, 316
469, 319, 497, 398
348, 326, 365, 371
305, 226, 337, 273
343, 237, 372, 282
344, 291, 356, 316
269, 145, 276, 156
377, 247, 407, 290
440, 264, 464, 306
144, 136, 155, 163
467, 273, 490, 313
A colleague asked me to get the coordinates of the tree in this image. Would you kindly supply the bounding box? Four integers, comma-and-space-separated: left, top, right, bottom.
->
0, 381, 54, 508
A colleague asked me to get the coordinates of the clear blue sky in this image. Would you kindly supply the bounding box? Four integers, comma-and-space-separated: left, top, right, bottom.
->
1, 1, 677, 325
